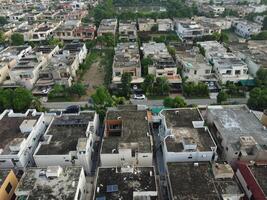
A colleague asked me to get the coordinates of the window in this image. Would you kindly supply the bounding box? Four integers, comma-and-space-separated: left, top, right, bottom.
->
205, 70, 210, 74
5, 183, 12, 194
194, 70, 197, 75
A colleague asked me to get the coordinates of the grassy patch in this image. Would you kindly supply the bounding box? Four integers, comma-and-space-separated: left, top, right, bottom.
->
78, 51, 100, 80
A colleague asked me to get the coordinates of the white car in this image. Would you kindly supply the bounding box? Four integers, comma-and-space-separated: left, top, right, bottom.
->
133, 94, 146, 100
42, 87, 51, 94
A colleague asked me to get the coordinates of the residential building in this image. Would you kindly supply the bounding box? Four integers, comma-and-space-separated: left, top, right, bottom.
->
101, 105, 153, 167
174, 19, 204, 41
15, 166, 87, 200
73, 24, 96, 40
198, 41, 252, 83
33, 50, 79, 94
0, 170, 18, 200
54, 20, 81, 40
207, 105, 267, 162
212, 52, 251, 83
112, 42, 143, 84
157, 18, 173, 32
33, 111, 99, 174
229, 40, 267, 76
0, 45, 32, 84
207, 5, 225, 16
93, 166, 158, 200
62, 42, 87, 64
176, 47, 213, 83
197, 41, 227, 61
142, 42, 182, 90
138, 18, 156, 31
0, 109, 49, 169
232, 20, 262, 39
119, 21, 137, 42
166, 162, 244, 200
7, 12, 25, 22
97, 19, 117, 36
236, 162, 267, 199
9, 50, 47, 89
159, 108, 217, 163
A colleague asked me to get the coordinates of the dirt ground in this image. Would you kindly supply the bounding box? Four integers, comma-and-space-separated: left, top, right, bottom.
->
79, 59, 105, 100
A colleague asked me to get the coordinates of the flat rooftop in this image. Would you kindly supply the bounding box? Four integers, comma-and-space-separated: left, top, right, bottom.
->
249, 165, 267, 196
102, 107, 151, 153
36, 113, 94, 155
167, 162, 242, 199
0, 111, 40, 155
161, 108, 203, 128
166, 127, 215, 152
95, 167, 157, 200
16, 166, 82, 200
208, 106, 267, 148
63, 43, 84, 53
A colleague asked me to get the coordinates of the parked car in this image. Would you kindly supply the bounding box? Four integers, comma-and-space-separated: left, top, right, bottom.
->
133, 94, 146, 100
64, 105, 80, 113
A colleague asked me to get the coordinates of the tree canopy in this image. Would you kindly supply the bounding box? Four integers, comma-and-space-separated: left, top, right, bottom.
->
0, 88, 33, 112
163, 96, 187, 108
91, 86, 114, 120
11, 33, 24, 45
121, 72, 132, 98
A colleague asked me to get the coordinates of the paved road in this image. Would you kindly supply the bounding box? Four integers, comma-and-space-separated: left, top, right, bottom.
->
43, 97, 248, 109
43, 101, 89, 109
131, 97, 248, 107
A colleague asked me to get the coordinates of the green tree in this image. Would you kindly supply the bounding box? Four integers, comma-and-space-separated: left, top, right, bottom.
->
103, 33, 115, 47
255, 68, 267, 86
48, 38, 64, 48
0, 31, 5, 44
251, 31, 267, 40
219, 32, 229, 43
69, 83, 86, 97
263, 17, 267, 30
121, 72, 132, 98
141, 57, 153, 76
142, 74, 155, 95
217, 90, 228, 104
153, 77, 170, 96
0, 16, 8, 26
0, 89, 13, 111
183, 82, 209, 97
12, 87, 33, 112
91, 86, 114, 120
93, 0, 115, 26
163, 97, 174, 107
167, 46, 176, 58
11, 33, 24, 45
163, 96, 186, 108
48, 84, 66, 99
247, 87, 267, 111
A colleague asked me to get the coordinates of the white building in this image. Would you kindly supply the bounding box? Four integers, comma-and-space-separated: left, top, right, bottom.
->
94, 166, 158, 200
112, 42, 143, 84
62, 42, 87, 64
157, 18, 173, 32
33, 111, 99, 174
142, 42, 182, 85
0, 45, 32, 84
159, 108, 217, 163
15, 166, 87, 200
207, 105, 267, 162
176, 47, 213, 83
101, 105, 153, 167
232, 20, 262, 39
212, 53, 251, 83
0, 109, 50, 170
175, 19, 204, 41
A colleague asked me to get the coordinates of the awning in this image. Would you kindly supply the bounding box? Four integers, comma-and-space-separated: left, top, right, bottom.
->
239, 79, 256, 86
